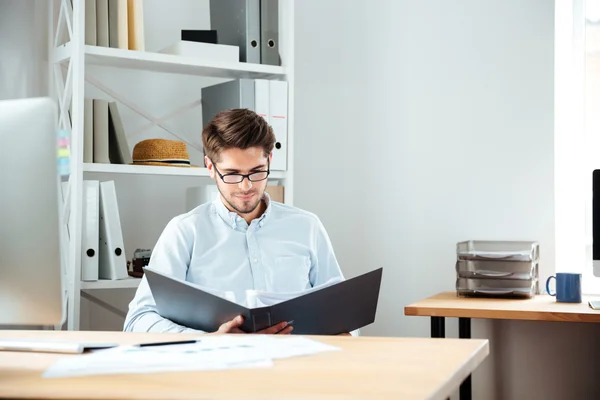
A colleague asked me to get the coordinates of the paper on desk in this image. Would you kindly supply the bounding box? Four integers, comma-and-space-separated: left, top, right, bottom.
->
209, 335, 341, 359
42, 336, 340, 379
43, 336, 271, 378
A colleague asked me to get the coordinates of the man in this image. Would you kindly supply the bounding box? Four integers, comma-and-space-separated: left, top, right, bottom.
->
124, 108, 352, 335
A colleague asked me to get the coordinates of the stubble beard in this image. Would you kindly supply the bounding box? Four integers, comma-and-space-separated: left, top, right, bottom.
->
218, 184, 264, 215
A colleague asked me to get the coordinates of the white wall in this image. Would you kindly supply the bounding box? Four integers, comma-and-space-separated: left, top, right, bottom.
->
294, 0, 600, 399
0, 0, 50, 100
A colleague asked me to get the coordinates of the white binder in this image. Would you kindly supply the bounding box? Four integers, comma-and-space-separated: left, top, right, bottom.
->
93, 99, 110, 163
108, 0, 128, 49
98, 181, 128, 280
254, 79, 269, 122
268, 80, 288, 171
81, 180, 99, 281
96, 0, 109, 47
83, 98, 93, 163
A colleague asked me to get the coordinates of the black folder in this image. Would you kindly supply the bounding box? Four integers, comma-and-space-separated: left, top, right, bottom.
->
144, 267, 383, 335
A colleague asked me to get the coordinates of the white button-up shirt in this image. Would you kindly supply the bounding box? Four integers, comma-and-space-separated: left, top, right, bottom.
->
124, 193, 353, 334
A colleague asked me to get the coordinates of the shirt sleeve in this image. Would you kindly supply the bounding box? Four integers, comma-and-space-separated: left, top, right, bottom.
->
309, 216, 360, 337
123, 216, 204, 334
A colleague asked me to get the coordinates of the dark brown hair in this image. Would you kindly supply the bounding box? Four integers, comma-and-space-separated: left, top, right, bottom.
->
202, 108, 275, 163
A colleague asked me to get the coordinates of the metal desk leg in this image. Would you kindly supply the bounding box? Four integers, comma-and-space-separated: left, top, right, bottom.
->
431, 316, 445, 338
431, 317, 450, 400
459, 318, 472, 400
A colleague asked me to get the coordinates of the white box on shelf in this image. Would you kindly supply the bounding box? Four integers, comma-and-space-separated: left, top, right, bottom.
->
158, 41, 239, 63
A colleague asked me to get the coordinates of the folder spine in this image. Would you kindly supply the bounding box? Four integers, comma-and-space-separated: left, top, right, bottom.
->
98, 181, 128, 280
260, 0, 279, 65
210, 0, 261, 63
81, 180, 100, 281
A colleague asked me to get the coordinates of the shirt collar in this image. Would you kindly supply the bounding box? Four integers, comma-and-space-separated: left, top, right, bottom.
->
212, 192, 272, 229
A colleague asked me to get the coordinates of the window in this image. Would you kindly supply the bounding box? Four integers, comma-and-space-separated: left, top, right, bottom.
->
583, 0, 600, 293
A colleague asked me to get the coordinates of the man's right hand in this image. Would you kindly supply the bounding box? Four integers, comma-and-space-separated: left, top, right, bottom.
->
216, 315, 294, 334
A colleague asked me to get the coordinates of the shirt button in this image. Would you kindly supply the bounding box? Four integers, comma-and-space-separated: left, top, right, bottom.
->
253, 258, 258, 263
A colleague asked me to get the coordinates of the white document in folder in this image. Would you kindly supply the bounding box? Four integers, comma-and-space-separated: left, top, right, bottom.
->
245, 276, 343, 308
179, 276, 343, 308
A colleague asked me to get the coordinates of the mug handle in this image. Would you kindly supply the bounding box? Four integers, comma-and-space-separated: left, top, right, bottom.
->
546, 276, 556, 296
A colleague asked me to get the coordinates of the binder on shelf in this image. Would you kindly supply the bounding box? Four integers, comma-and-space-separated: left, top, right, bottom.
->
81, 180, 100, 282
96, 0, 110, 47
145, 267, 383, 334
93, 99, 110, 163
85, 0, 97, 46
209, 0, 260, 63
107, 102, 132, 164
127, 0, 145, 51
268, 80, 287, 171
254, 79, 269, 121
260, 0, 279, 65
108, 0, 129, 49
83, 98, 93, 163
200, 79, 288, 171
98, 181, 128, 280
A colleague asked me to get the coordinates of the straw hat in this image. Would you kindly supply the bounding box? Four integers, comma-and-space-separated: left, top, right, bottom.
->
131, 139, 198, 167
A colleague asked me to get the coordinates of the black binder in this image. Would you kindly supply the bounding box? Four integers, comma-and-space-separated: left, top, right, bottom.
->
145, 267, 383, 335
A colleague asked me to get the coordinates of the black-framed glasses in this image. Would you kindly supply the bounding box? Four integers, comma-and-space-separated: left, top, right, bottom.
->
212, 161, 270, 184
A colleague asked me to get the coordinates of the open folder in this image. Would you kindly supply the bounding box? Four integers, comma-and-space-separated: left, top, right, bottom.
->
144, 267, 383, 335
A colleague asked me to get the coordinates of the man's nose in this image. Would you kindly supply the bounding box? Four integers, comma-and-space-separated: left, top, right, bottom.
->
238, 177, 252, 190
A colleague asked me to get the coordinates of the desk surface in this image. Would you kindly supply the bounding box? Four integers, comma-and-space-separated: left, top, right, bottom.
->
0, 330, 488, 400
405, 292, 600, 323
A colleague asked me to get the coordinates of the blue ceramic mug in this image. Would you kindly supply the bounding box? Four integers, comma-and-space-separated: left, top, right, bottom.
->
546, 273, 582, 303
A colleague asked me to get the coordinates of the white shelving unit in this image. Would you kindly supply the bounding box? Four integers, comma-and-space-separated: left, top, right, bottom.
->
51, 0, 295, 330
82, 163, 287, 178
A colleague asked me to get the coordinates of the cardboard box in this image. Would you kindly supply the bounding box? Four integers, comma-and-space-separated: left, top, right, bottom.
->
266, 185, 284, 203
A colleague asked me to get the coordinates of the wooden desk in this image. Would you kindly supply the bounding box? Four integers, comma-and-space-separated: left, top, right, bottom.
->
404, 291, 600, 323
404, 292, 600, 400
0, 330, 489, 400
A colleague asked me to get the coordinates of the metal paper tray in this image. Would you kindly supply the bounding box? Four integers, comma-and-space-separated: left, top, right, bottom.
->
456, 240, 539, 262
456, 260, 537, 280
456, 277, 537, 298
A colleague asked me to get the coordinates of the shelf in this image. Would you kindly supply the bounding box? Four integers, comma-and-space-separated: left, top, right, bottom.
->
80, 277, 141, 290
83, 163, 287, 179
83, 163, 210, 176
54, 42, 287, 80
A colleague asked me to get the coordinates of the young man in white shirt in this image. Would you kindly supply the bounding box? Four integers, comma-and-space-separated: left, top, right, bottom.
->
124, 108, 351, 335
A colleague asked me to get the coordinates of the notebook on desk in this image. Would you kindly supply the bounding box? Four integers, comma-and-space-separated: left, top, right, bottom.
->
145, 267, 383, 335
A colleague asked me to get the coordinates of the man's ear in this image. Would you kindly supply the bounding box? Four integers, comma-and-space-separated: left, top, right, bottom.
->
205, 156, 215, 178
269, 152, 273, 163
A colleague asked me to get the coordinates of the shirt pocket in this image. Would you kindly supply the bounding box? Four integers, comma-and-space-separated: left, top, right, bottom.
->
269, 255, 311, 292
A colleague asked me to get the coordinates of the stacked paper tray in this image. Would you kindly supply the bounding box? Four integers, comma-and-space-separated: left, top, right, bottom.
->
456, 260, 537, 280
455, 277, 537, 298
455, 240, 539, 299
456, 240, 539, 262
